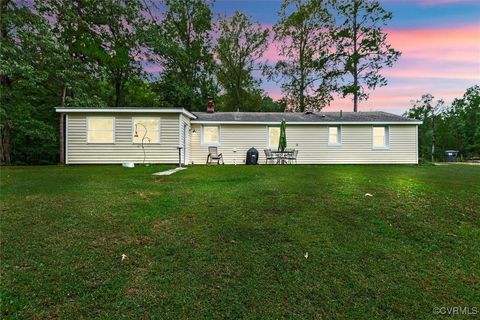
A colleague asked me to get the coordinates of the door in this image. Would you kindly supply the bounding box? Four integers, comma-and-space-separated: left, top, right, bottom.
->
183, 123, 189, 165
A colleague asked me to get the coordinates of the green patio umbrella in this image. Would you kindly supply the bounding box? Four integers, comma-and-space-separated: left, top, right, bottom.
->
278, 118, 287, 152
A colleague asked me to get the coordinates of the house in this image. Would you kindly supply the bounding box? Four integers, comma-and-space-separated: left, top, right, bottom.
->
55, 107, 422, 165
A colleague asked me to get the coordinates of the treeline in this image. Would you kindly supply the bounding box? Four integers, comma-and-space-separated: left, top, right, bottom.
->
1, 0, 400, 164
405, 86, 480, 162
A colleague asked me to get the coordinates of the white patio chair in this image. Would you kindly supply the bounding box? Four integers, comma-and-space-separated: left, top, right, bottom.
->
206, 146, 224, 165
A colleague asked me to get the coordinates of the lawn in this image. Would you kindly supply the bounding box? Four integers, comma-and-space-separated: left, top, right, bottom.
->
1, 164, 479, 319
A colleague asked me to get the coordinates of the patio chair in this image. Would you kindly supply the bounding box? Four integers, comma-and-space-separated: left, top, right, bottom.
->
206, 146, 224, 165
264, 149, 277, 164
286, 149, 298, 164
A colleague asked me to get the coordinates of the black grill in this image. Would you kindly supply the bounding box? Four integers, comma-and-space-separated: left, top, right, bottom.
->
246, 147, 258, 165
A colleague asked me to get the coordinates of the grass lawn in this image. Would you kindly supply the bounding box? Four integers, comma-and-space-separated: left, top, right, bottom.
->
1, 164, 479, 319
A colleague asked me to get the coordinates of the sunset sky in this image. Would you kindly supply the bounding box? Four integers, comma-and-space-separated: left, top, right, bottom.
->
212, 0, 480, 114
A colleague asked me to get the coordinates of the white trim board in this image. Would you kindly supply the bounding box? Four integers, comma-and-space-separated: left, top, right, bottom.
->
55, 108, 197, 119
191, 121, 422, 125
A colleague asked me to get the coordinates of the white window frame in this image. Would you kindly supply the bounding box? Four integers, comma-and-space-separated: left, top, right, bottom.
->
372, 126, 390, 150
132, 117, 161, 144
86, 116, 115, 144
267, 126, 281, 149
201, 125, 220, 146
328, 126, 342, 146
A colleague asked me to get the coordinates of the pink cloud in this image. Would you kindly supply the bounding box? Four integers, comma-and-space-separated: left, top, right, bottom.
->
385, 24, 480, 80
265, 23, 479, 112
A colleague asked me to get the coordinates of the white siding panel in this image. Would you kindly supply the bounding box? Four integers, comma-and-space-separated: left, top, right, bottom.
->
190, 124, 418, 164
67, 113, 180, 164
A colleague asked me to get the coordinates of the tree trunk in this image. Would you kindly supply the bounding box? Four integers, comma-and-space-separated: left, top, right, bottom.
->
235, 74, 241, 112
431, 116, 436, 162
0, 121, 12, 165
353, 73, 358, 112
59, 85, 66, 164
115, 80, 121, 108
352, 1, 359, 112
299, 22, 306, 113
59, 113, 65, 164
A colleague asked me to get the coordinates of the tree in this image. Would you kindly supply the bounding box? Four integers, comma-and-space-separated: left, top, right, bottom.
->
1, 1, 62, 164
334, 0, 400, 112
215, 11, 269, 112
444, 86, 480, 158
405, 87, 480, 162
148, 0, 217, 111
37, 0, 150, 108
272, 0, 337, 112
405, 94, 445, 162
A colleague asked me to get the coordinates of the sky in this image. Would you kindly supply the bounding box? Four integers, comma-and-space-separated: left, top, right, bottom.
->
211, 0, 480, 114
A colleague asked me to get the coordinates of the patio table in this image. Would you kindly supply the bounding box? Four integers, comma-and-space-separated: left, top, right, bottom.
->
271, 150, 294, 164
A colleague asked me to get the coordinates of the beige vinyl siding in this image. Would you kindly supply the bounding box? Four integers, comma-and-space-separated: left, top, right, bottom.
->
190, 124, 418, 164
190, 124, 268, 164
66, 113, 181, 164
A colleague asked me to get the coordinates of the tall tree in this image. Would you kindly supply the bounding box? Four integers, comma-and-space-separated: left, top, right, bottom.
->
215, 11, 269, 111
272, 0, 337, 112
405, 94, 444, 162
37, 0, 150, 108
443, 86, 480, 158
1, 1, 68, 164
148, 0, 217, 111
334, 0, 400, 112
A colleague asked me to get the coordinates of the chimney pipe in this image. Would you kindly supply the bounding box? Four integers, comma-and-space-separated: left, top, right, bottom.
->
340, 110, 343, 118
207, 97, 215, 113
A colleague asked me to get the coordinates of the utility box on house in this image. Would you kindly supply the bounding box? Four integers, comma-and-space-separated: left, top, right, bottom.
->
445, 150, 459, 162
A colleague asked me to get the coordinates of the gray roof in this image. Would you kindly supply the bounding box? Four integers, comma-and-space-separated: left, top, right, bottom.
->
192, 111, 418, 123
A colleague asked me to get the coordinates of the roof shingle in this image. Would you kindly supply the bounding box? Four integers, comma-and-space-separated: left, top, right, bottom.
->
192, 111, 417, 123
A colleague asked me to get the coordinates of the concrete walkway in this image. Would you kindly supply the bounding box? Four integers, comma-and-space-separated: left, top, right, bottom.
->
152, 167, 187, 176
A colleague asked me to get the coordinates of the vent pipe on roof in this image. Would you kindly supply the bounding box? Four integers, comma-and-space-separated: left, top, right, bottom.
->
340, 110, 343, 118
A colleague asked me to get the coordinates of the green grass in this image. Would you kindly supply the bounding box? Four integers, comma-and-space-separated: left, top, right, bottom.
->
1, 164, 479, 319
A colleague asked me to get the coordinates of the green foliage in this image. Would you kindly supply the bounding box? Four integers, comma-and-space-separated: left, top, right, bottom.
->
272, 0, 337, 112
216, 92, 284, 112
1, 1, 67, 164
147, 0, 217, 111
334, 0, 401, 111
36, 0, 151, 108
215, 11, 269, 112
405, 86, 480, 161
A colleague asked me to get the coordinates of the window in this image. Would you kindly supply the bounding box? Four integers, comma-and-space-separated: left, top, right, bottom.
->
328, 126, 341, 145
133, 118, 160, 143
372, 126, 389, 148
202, 126, 220, 145
268, 127, 280, 149
87, 117, 114, 143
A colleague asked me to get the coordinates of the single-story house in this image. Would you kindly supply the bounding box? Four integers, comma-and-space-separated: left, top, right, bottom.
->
55, 107, 422, 165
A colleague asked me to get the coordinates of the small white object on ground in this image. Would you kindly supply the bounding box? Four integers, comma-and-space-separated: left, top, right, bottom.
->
152, 167, 187, 176
304, 252, 308, 259
121, 254, 127, 262
365, 193, 373, 197
122, 162, 135, 168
